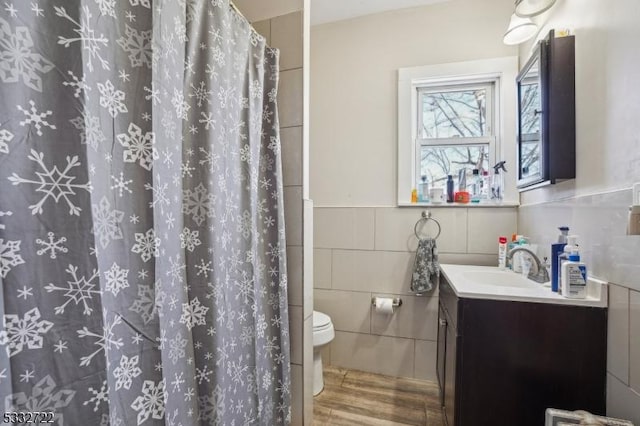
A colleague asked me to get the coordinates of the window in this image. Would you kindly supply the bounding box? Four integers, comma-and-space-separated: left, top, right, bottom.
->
397, 57, 518, 205
416, 82, 495, 191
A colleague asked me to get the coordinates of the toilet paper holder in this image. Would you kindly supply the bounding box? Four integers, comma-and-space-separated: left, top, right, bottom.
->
371, 297, 403, 308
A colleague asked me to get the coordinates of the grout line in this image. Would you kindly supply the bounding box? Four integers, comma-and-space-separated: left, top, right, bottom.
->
629, 289, 632, 386
373, 208, 377, 251
519, 187, 633, 208
313, 246, 498, 257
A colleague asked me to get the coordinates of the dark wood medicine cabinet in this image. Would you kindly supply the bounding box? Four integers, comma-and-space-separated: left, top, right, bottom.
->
517, 29, 575, 190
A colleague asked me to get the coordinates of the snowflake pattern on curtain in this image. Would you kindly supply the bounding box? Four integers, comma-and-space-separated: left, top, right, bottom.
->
0, 0, 290, 424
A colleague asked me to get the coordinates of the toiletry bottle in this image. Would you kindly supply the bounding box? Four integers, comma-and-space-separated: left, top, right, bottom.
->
454, 168, 470, 203
561, 251, 587, 299
557, 235, 578, 295
551, 226, 570, 292
411, 188, 418, 203
491, 161, 507, 203
512, 235, 527, 273
419, 176, 429, 203
498, 236, 508, 270
471, 169, 481, 203
446, 175, 454, 203
506, 234, 518, 269
481, 170, 490, 199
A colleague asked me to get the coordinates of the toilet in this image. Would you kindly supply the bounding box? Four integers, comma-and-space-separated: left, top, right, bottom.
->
312, 310, 335, 396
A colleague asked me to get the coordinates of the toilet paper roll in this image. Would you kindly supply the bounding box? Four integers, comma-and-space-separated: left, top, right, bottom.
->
374, 297, 395, 314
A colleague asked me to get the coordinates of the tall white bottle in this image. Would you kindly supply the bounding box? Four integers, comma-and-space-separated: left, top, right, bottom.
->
557, 235, 578, 295
561, 252, 587, 299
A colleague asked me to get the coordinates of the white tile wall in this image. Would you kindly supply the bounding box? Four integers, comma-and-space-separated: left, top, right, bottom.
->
284, 186, 302, 246
278, 69, 303, 128
281, 126, 303, 187
314, 206, 515, 381
374, 207, 469, 253
303, 314, 314, 425
371, 293, 438, 341
289, 305, 303, 365
312, 249, 331, 289
518, 189, 639, 291
314, 289, 371, 333
331, 331, 415, 378
287, 246, 303, 306
630, 290, 640, 393
608, 284, 630, 384
467, 208, 518, 253
314, 208, 375, 250
414, 340, 438, 382
303, 200, 314, 318
252, 20, 271, 44
271, 11, 303, 71
607, 373, 640, 425
291, 364, 303, 425
331, 250, 414, 294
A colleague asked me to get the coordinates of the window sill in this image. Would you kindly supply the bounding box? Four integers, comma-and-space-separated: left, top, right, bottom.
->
397, 201, 519, 208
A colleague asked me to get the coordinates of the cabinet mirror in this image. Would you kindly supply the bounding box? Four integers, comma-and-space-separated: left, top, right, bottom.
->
516, 30, 575, 190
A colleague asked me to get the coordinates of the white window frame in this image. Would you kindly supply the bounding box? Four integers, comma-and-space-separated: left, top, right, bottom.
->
415, 81, 497, 187
397, 57, 519, 206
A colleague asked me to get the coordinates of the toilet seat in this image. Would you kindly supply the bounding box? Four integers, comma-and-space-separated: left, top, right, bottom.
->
312, 311, 334, 348
311, 310, 335, 396
313, 311, 331, 330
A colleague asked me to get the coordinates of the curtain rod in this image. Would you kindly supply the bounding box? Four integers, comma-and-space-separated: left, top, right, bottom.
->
229, 0, 248, 22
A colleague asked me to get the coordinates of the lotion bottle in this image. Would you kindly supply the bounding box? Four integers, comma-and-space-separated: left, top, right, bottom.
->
557, 235, 578, 295
561, 251, 587, 299
498, 236, 507, 270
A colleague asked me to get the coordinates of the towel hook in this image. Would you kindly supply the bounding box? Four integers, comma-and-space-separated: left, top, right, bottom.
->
414, 210, 441, 240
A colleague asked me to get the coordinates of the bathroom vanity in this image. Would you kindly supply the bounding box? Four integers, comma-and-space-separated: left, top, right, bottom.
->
436, 264, 607, 426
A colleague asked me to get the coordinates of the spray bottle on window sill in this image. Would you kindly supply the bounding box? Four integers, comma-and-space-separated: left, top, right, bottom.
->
491, 161, 507, 203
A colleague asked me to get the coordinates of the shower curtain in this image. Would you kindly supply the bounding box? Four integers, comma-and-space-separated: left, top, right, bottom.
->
0, 0, 290, 424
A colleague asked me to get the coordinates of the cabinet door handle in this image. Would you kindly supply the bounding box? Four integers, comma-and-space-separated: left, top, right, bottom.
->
439, 319, 447, 327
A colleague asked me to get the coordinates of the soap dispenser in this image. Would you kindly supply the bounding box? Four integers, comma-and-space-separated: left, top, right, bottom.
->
561, 250, 587, 299
557, 235, 578, 295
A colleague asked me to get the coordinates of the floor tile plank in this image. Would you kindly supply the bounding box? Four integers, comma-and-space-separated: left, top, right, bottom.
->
313, 366, 442, 426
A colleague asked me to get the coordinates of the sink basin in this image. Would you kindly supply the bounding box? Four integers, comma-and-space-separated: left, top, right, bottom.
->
461, 270, 540, 289
440, 264, 608, 308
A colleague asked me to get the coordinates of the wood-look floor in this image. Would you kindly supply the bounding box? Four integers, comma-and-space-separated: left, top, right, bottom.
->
313, 366, 444, 426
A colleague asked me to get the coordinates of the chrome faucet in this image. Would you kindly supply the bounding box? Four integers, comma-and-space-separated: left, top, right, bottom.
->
506, 247, 550, 283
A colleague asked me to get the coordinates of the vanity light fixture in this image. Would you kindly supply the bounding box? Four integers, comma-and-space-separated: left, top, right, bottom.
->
503, 13, 538, 45
515, 0, 557, 17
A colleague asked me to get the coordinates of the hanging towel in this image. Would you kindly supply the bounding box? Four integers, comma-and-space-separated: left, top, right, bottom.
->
411, 238, 440, 295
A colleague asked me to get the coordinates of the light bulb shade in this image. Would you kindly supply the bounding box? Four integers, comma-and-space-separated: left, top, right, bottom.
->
503, 13, 537, 45
515, 0, 557, 17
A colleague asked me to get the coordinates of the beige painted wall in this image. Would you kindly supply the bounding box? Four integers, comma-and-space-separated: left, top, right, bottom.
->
516, 0, 640, 422
310, 0, 517, 207
310, 0, 519, 382
233, 0, 303, 22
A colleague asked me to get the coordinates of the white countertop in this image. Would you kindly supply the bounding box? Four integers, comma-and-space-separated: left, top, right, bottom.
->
440, 264, 608, 308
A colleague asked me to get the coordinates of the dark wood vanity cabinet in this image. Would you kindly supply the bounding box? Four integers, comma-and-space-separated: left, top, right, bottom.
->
436, 274, 607, 426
